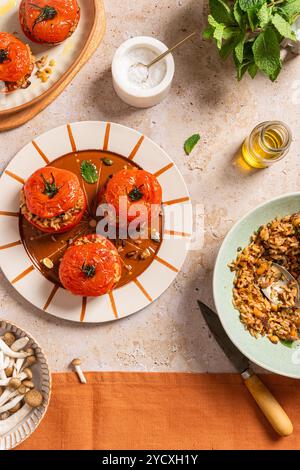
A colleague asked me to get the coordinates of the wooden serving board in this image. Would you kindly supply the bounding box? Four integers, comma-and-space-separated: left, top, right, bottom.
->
0, 0, 106, 132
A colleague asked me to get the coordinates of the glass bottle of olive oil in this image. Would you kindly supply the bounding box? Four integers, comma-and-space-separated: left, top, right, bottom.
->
242, 121, 292, 169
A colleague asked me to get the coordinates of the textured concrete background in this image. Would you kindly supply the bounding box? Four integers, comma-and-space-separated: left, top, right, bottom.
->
1, 0, 300, 373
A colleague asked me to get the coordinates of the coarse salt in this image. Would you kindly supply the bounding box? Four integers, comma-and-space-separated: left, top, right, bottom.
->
120, 47, 167, 90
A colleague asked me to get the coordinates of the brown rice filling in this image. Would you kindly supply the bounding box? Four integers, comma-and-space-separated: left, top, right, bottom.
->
230, 213, 300, 344
20, 189, 85, 231
5, 45, 34, 92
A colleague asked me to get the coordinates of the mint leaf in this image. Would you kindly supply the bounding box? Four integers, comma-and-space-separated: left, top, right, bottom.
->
222, 26, 240, 39
247, 6, 259, 30
207, 16, 225, 48
235, 34, 246, 63
203, 25, 214, 39
248, 62, 258, 78
208, 14, 220, 28
280, 0, 300, 22
234, 55, 252, 80
233, 1, 245, 26
80, 160, 98, 184
238, 0, 264, 12
209, 0, 234, 24
219, 37, 238, 58
271, 12, 297, 40
234, 41, 255, 80
204, 0, 291, 81
280, 339, 294, 348
214, 24, 225, 48
235, 60, 251, 80
253, 26, 281, 81
184, 134, 200, 155
257, 2, 270, 27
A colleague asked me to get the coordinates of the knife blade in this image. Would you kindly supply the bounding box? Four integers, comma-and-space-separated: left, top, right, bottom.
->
197, 300, 249, 375
197, 300, 293, 437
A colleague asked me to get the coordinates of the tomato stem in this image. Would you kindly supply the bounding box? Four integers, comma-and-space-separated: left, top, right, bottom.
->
0, 49, 9, 64
81, 262, 96, 278
128, 185, 144, 201
29, 4, 58, 30
41, 173, 62, 199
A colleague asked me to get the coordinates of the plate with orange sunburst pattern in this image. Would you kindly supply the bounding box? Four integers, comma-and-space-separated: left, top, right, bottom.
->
0, 121, 192, 323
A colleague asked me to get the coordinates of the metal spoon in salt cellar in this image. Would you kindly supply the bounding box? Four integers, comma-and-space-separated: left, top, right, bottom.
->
129, 31, 197, 83
261, 262, 300, 308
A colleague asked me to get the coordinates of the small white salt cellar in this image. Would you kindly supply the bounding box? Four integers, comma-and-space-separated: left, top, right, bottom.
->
112, 36, 175, 108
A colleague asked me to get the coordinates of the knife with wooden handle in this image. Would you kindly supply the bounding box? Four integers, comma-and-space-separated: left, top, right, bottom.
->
197, 300, 293, 437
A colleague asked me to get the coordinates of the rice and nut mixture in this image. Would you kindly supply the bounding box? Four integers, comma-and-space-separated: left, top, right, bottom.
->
20, 189, 85, 231
230, 212, 300, 344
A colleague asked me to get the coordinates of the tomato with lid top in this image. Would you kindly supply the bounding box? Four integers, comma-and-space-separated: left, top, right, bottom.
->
21, 167, 86, 234
19, 0, 80, 44
0, 32, 34, 90
59, 234, 122, 296
104, 168, 162, 223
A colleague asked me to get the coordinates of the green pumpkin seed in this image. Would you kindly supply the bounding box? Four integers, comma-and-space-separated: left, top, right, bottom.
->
101, 158, 114, 166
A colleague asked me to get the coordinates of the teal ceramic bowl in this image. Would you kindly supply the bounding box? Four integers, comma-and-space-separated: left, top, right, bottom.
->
213, 193, 300, 378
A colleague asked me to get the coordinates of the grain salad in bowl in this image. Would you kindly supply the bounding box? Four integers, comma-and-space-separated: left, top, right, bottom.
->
230, 213, 300, 345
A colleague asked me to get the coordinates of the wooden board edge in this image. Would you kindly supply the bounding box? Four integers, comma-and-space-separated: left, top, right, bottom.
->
0, 0, 106, 131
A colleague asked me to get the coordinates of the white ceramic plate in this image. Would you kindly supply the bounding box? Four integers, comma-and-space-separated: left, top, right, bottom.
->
0, 320, 51, 450
0, 0, 95, 112
0, 121, 192, 323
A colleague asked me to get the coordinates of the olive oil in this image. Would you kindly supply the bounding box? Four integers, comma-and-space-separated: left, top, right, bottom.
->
242, 121, 292, 169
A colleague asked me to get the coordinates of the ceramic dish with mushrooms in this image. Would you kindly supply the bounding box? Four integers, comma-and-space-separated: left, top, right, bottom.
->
0, 322, 50, 448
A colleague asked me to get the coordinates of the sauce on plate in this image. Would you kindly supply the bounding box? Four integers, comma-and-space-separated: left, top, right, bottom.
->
20, 150, 163, 290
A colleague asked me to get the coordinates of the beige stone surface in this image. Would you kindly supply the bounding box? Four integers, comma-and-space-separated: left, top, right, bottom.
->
1, 0, 300, 373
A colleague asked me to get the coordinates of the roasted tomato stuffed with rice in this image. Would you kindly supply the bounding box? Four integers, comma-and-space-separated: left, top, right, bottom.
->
59, 234, 122, 296
103, 168, 162, 224
19, 0, 80, 44
0, 32, 34, 91
21, 167, 86, 234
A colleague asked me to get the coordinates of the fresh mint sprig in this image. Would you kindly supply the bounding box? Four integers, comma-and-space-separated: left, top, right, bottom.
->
203, 0, 300, 81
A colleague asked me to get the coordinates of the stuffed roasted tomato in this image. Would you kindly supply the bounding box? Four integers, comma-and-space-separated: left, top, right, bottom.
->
0, 32, 34, 91
59, 234, 122, 296
104, 168, 162, 223
19, 0, 80, 45
21, 167, 86, 234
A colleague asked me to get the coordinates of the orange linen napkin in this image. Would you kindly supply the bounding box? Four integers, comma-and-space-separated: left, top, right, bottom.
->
17, 372, 300, 450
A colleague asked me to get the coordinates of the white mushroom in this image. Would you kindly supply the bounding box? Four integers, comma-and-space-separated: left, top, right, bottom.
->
22, 368, 33, 380
0, 404, 32, 436
0, 352, 6, 381
4, 367, 13, 378
14, 358, 25, 376
8, 358, 14, 369
21, 355, 37, 371
11, 337, 29, 352
0, 389, 19, 407
0, 339, 29, 359
3, 356, 10, 370
71, 358, 87, 384
24, 390, 43, 408
0, 394, 23, 413
0, 371, 28, 387
3, 333, 15, 347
